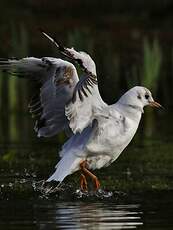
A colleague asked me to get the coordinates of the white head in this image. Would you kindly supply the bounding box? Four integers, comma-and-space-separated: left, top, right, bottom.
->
118, 86, 162, 112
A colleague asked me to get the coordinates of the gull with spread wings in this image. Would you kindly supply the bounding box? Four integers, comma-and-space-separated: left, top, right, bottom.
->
0, 32, 162, 191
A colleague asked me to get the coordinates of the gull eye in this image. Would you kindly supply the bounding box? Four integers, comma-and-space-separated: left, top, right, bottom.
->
137, 94, 141, 99
145, 94, 149, 99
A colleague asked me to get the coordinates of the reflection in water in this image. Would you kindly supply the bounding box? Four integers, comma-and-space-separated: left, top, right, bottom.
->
1, 195, 173, 230
35, 202, 143, 230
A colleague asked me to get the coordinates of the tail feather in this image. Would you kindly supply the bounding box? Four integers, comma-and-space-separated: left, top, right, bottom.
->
47, 152, 82, 182
47, 125, 92, 183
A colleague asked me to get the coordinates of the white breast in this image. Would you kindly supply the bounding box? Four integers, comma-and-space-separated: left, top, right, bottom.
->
85, 107, 140, 170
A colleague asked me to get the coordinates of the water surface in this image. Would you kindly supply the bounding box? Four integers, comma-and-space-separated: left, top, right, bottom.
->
1, 192, 173, 230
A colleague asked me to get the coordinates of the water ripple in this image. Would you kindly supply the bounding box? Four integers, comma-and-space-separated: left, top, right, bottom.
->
34, 202, 143, 230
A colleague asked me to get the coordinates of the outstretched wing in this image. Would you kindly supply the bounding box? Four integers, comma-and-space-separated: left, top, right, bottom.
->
0, 57, 79, 137
65, 77, 106, 134
42, 32, 107, 134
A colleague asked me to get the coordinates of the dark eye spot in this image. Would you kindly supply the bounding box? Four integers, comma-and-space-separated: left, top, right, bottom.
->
145, 94, 149, 99
137, 94, 141, 99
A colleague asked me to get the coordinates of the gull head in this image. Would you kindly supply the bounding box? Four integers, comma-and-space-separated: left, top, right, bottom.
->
118, 86, 162, 112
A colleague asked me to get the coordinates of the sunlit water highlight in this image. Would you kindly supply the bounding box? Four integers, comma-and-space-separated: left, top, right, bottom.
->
0, 201, 143, 230
1, 191, 173, 230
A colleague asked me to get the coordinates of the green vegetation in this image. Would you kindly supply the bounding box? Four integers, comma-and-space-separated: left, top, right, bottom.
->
0, 29, 165, 142
0, 133, 173, 198
141, 38, 162, 93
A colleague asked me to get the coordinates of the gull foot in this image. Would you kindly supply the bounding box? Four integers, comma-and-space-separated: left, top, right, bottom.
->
80, 160, 101, 191
80, 173, 88, 192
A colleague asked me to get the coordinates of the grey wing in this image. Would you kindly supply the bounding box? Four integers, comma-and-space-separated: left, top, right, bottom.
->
0, 57, 52, 81
0, 57, 79, 137
61, 50, 106, 133
42, 31, 107, 134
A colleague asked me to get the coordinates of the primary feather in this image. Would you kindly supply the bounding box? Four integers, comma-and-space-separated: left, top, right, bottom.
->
0, 57, 79, 137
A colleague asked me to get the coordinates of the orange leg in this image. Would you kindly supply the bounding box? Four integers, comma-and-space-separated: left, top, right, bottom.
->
80, 173, 88, 191
80, 160, 100, 191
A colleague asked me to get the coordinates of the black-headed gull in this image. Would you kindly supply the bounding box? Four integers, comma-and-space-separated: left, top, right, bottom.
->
0, 32, 162, 191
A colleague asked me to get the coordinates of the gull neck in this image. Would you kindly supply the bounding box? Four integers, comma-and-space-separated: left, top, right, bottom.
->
126, 104, 144, 113
115, 102, 143, 122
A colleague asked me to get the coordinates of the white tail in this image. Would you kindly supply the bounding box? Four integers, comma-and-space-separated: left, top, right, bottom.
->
47, 152, 82, 182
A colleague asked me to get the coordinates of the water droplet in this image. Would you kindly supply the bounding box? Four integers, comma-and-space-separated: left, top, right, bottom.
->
8, 182, 13, 187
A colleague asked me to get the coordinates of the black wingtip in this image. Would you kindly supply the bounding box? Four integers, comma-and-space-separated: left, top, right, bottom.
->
40, 30, 66, 52
0, 58, 9, 61
38, 28, 51, 39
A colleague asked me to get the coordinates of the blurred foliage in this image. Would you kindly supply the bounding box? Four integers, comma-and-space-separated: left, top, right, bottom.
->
2, 151, 17, 163
0, 29, 166, 143
141, 38, 162, 93
0, 135, 173, 193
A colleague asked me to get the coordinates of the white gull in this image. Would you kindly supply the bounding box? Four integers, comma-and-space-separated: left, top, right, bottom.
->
0, 32, 162, 191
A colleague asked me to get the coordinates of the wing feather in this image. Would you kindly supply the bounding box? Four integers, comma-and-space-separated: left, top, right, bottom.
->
41, 31, 107, 134
0, 57, 79, 137
0, 31, 107, 137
